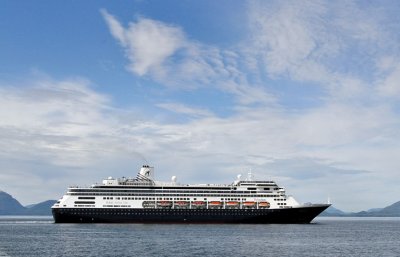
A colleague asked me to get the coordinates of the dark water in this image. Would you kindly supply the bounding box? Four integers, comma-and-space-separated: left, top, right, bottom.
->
0, 216, 399, 257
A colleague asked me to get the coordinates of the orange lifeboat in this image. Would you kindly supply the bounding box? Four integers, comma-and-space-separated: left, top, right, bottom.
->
243, 201, 256, 206
209, 201, 222, 206
226, 201, 239, 206
259, 201, 270, 208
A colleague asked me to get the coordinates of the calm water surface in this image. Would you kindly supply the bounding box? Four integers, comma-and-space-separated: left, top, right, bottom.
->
0, 216, 399, 257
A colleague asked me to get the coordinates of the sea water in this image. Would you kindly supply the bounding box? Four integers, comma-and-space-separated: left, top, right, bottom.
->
0, 216, 399, 257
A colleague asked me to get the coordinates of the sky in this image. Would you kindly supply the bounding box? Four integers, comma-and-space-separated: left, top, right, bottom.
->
1, 0, 400, 211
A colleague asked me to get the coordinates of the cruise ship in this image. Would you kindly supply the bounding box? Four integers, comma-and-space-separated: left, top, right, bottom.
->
52, 165, 330, 223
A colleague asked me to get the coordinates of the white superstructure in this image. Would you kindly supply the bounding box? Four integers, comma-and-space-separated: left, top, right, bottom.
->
52, 165, 301, 211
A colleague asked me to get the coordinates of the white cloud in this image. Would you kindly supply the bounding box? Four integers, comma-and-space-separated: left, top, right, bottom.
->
377, 62, 400, 98
1, 76, 400, 210
101, 9, 185, 76
248, 1, 332, 76
246, 0, 395, 102
333, 0, 383, 43
156, 103, 213, 118
0, 78, 112, 166
100, 9, 127, 46
101, 9, 275, 107
219, 80, 276, 106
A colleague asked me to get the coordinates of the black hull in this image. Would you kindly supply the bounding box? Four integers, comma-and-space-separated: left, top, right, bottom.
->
52, 204, 329, 224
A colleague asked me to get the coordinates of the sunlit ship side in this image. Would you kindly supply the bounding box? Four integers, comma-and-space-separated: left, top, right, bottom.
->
52, 165, 330, 223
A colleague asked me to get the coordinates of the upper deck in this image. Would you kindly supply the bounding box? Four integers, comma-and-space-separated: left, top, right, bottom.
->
67, 165, 285, 197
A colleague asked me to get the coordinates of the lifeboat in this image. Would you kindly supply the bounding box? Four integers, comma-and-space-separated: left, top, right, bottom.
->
175, 201, 189, 206
157, 201, 172, 207
226, 201, 239, 206
258, 201, 270, 208
243, 201, 256, 206
208, 201, 222, 208
192, 201, 206, 206
209, 201, 222, 206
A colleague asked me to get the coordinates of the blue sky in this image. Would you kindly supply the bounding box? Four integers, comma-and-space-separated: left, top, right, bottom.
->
1, 0, 400, 211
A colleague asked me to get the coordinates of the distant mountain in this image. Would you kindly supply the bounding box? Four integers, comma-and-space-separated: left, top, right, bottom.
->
26, 200, 57, 215
371, 201, 400, 217
0, 191, 26, 215
366, 208, 383, 213
0, 190, 55, 215
320, 206, 347, 216
320, 201, 400, 217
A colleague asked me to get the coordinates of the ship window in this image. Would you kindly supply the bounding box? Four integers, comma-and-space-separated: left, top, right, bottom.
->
247, 188, 256, 190
264, 188, 270, 190
74, 201, 95, 204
